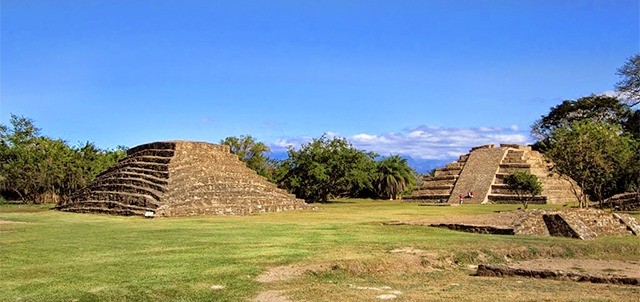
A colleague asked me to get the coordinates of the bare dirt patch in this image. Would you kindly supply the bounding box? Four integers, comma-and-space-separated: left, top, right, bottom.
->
254, 264, 335, 302
253, 290, 292, 302
256, 263, 335, 283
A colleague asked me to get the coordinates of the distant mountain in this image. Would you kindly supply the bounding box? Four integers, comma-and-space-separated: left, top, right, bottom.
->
267, 151, 289, 161
267, 151, 451, 174
401, 156, 451, 174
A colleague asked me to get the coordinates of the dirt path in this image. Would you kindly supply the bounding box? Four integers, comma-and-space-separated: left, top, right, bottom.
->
253, 263, 333, 302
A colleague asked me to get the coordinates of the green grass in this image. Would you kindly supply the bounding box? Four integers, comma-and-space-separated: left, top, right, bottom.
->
1, 200, 639, 301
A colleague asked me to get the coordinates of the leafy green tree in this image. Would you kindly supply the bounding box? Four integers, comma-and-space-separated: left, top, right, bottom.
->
616, 53, 640, 107
531, 94, 633, 143
278, 135, 377, 203
0, 114, 125, 203
545, 120, 638, 207
375, 155, 415, 200
504, 171, 542, 210
624, 109, 640, 140
220, 135, 272, 179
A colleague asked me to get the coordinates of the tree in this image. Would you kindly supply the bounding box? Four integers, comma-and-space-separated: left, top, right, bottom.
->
504, 171, 542, 210
278, 135, 377, 203
375, 155, 416, 200
531, 94, 633, 143
0, 114, 125, 203
545, 120, 638, 207
616, 53, 640, 107
220, 135, 272, 179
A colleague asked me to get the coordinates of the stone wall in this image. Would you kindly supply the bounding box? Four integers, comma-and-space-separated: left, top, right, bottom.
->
514, 208, 638, 239
604, 192, 640, 211
423, 208, 639, 240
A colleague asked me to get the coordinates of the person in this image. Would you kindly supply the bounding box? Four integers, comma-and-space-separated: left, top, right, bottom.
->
467, 191, 474, 199
459, 194, 464, 204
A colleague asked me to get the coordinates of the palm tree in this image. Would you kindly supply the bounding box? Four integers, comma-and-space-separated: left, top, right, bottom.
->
375, 155, 416, 200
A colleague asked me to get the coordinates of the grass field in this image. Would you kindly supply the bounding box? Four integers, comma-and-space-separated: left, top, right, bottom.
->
1, 200, 639, 301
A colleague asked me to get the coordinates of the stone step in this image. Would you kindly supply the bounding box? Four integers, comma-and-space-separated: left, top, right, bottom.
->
420, 178, 458, 187
101, 161, 170, 175
444, 162, 464, 169
165, 203, 307, 216
499, 163, 531, 169
97, 167, 169, 180
61, 199, 157, 212
172, 189, 295, 200
426, 175, 459, 181
126, 142, 176, 156
168, 176, 280, 188
498, 166, 530, 174
87, 183, 163, 201
434, 169, 462, 177
118, 155, 172, 165
59, 200, 156, 215
58, 205, 146, 216
92, 177, 167, 193
166, 196, 303, 211
126, 148, 175, 159
96, 170, 169, 186
422, 184, 454, 190
501, 157, 528, 164
78, 190, 160, 208
412, 188, 453, 195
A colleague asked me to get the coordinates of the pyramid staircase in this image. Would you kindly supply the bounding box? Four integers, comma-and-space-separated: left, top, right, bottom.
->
404, 154, 468, 202
406, 144, 581, 205
57, 141, 310, 216
488, 145, 581, 204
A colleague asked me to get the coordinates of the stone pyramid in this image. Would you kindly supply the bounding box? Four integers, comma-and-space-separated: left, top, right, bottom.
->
406, 144, 582, 205
57, 141, 310, 216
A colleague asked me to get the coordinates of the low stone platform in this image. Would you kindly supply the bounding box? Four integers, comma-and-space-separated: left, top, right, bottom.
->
477, 259, 640, 286
396, 208, 639, 240
603, 192, 640, 211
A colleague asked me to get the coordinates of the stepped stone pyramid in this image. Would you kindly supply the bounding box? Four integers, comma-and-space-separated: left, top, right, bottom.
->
407, 144, 581, 205
57, 141, 310, 216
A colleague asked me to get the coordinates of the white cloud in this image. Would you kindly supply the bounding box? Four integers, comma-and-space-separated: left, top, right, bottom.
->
269, 125, 533, 160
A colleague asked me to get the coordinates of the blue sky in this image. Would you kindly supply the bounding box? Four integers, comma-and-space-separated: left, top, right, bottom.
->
2, 1, 638, 165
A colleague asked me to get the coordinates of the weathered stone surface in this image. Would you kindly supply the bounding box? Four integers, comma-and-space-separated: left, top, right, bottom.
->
447, 145, 506, 204
513, 208, 637, 239
429, 223, 515, 235
604, 192, 640, 211
413, 208, 638, 239
57, 141, 310, 216
477, 264, 640, 286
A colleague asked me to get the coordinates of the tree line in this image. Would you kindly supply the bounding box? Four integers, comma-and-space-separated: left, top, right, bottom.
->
0, 115, 126, 203
220, 135, 416, 203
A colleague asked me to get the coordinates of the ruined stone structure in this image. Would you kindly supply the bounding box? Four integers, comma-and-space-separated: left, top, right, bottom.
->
57, 141, 310, 216
603, 192, 640, 211
426, 208, 639, 240
512, 208, 640, 239
406, 144, 581, 205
